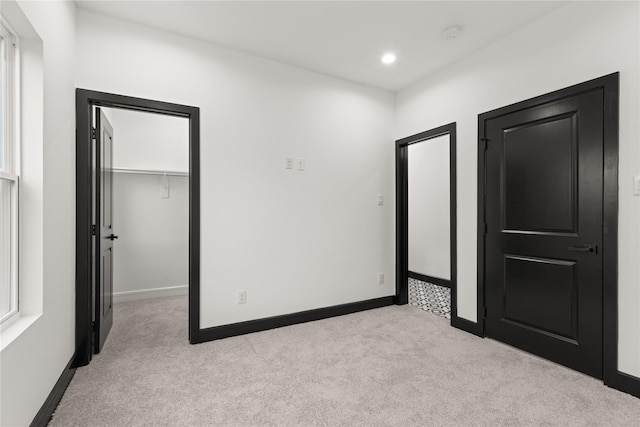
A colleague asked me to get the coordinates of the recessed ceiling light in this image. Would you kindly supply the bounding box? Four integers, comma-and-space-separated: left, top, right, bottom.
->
381, 53, 396, 65
441, 25, 463, 40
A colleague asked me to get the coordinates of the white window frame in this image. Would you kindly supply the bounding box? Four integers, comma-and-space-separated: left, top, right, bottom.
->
0, 17, 20, 326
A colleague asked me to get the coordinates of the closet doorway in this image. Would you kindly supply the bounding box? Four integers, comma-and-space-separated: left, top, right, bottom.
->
395, 123, 458, 325
75, 90, 200, 367
105, 108, 189, 306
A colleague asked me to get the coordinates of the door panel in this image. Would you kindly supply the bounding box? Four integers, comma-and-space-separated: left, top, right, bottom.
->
102, 248, 112, 317
95, 108, 114, 353
102, 132, 112, 227
503, 255, 577, 340
484, 89, 603, 378
503, 113, 577, 233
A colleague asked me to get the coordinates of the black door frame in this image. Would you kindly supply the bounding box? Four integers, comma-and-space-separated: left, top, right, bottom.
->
74, 89, 200, 367
477, 73, 633, 391
395, 123, 460, 326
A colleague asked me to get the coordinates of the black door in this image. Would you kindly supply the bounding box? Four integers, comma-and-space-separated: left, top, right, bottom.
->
482, 87, 604, 378
94, 108, 115, 353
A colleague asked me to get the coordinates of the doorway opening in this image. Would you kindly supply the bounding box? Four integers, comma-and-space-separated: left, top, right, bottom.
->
100, 107, 190, 355
395, 123, 458, 325
104, 108, 189, 306
74, 89, 200, 367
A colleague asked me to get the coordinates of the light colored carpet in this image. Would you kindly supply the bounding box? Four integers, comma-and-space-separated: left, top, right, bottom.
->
50, 296, 640, 426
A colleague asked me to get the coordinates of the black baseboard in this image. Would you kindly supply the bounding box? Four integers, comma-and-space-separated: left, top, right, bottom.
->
191, 296, 395, 344
408, 271, 451, 289
30, 353, 77, 427
451, 315, 483, 337
609, 371, 640, 399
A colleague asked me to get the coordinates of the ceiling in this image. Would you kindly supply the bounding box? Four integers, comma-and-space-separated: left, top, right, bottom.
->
75, 1, 568, 92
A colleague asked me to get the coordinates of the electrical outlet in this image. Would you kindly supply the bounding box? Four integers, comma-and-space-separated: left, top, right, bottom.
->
377, 194, 384, 206
378, 273, 384, 285
296, 158, 305, 171
238, 290, 247, 304
285, 158, 293, 170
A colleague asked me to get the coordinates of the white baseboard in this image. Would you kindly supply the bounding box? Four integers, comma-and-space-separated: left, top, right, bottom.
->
113, 285, 188, 303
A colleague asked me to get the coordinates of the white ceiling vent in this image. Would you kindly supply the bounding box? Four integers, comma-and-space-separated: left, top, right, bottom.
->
441, 26, 463, 40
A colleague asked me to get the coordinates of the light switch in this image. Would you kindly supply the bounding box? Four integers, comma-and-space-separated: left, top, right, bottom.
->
377, 194, 384, 206
285, 158, 293, 170
296, 158, 305, 171
634, 176, 640, 196
238, 290, 246, 304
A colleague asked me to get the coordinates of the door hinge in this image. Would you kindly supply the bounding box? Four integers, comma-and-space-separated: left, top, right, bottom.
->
484, 307, 488, 318
92, 321, 96, 332
91, 225, 96, 235
481, 138, 488, 150
484, 223, 488, 234
91, 127, 97, 140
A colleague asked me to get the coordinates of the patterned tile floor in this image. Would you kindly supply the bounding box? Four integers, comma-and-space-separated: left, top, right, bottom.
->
408, 277, 451, 319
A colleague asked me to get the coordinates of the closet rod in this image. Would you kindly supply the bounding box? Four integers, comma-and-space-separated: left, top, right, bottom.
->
111, 167, 189, 177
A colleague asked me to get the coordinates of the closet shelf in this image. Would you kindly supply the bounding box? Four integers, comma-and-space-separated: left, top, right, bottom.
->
111, 167, 189, 177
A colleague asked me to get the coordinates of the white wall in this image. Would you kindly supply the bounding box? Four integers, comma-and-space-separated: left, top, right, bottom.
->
112, 173, 189, 301
76, 9, 396, 329
396, 1, 640, 377
0, 1, 76, 425
408, 134, 450, 280
110, 108, 189, 172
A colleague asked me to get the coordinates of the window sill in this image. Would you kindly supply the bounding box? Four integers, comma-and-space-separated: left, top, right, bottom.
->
0, 312, 41, 352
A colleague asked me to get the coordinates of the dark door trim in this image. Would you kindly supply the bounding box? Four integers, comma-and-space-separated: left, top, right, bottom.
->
477, 73, 624, 388
395, 123, 459, 325
74, 89, 200, 367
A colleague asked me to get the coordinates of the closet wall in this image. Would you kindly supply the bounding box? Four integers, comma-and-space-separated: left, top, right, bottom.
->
407, 134, 451, 281
108, 108, 190, 302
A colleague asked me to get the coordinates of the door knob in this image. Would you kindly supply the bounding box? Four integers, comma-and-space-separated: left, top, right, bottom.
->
106, 234, 119, 240
568, 244, 597, 254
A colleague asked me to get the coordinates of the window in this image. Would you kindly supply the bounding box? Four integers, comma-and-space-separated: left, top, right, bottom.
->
0, 18, 19, 324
